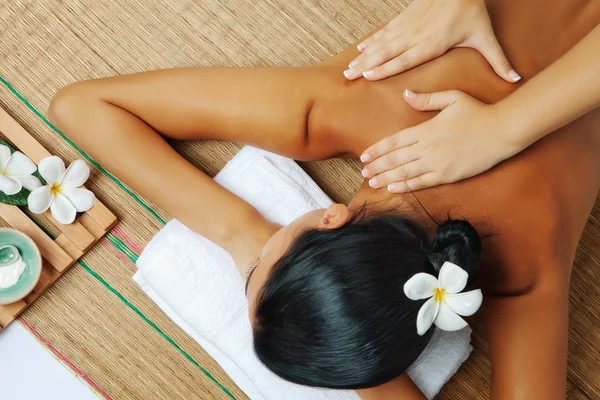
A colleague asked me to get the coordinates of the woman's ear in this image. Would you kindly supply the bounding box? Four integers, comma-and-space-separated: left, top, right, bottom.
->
320, 204, 351, 229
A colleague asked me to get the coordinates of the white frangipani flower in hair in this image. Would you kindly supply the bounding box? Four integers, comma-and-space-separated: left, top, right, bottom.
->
27, 156, 95, 225
404, 261, 483, 336
0, 144, 42, 195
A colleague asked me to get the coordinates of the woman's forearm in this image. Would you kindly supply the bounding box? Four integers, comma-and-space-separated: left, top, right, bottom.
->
499, 25, 600, 150
48, 81, 270, 266
356, 374, 426, 400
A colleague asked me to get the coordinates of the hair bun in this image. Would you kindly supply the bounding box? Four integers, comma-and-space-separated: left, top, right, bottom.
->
428, 220, 482, 279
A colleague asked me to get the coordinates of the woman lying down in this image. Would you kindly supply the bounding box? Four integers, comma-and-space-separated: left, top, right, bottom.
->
47, 0, 599, 398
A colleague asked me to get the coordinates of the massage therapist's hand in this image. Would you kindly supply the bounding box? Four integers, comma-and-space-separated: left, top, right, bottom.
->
344, 0, 520, 83
360, 89, 521, 193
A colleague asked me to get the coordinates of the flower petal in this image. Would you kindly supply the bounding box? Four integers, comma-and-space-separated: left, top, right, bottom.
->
60, 160, 89, 188
50, 193, 77, 224
434, 301, 468, 332
4, 151, 37, 176
404, 273, 438, 300
416, 297, 439, 336
0, 145, 12, 171
27, 186, 53, 213
61, 188, 95, 212
438, 261, 469, 294
0, 174, 22, 195
38, 156, 65, 185
11, 174, 42, 191
445, 289, 483, 317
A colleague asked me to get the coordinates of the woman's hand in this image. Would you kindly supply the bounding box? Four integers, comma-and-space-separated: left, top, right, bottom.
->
344, 0, 520, 83
360, 90, 521, 193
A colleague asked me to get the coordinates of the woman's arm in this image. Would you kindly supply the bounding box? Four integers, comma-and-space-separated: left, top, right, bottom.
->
357, 374, 426, 400
47, 68, 324, 266
497, 24, 600, 150
484, 276, 570, 399
361, 25, 600, 192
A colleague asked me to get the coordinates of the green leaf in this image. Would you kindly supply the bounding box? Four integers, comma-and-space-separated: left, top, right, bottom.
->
0, 138, 45, 206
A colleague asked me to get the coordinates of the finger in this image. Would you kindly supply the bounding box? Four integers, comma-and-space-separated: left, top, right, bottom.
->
356, 24, 390, 52
357, 32, 379, 52
367, 161, 428, 189
347, 37, 412, 80
360, 127, 419, 163
346, 42, 383, 79
357, 14, 403, 52
403, 89, 464, 111
346, 41, 386, 79
387, 173, 438, 193
362, 44, 439, 81
361, 146, 419, 178
473, 29, 521, 83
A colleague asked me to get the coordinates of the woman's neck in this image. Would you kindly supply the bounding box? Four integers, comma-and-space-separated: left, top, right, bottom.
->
348, 181, 435, 231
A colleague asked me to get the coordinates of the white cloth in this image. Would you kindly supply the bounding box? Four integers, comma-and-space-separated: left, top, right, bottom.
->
0, 323, 98, 400
134, 146, 472, 400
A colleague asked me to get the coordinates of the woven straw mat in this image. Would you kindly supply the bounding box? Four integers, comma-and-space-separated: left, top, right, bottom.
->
1, 1, 599, 399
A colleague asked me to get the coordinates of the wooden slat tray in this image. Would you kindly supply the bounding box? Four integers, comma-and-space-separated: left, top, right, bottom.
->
0, 107, 117, 331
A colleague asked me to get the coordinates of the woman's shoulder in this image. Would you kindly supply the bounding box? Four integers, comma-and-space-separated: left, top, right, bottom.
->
481, 242, 571, 298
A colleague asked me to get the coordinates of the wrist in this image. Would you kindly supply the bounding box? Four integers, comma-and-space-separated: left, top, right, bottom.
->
225, 210, 279, 268
489, 98, 534, 157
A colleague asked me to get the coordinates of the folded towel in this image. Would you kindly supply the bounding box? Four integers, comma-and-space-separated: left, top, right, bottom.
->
134, 146, 472, 400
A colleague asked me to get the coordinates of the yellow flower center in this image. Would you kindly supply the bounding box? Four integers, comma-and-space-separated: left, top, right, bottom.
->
433, 288, 446, 303
50, 183, 61, 196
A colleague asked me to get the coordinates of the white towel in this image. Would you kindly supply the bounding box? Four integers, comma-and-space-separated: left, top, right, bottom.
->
134, 146, 472, 400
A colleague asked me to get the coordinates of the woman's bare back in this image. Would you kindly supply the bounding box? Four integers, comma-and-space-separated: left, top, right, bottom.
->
308, 0, 600, 292
302, 1, 600, 396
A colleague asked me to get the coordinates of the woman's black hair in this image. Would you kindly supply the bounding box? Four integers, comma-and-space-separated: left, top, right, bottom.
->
252, 207, 482, 389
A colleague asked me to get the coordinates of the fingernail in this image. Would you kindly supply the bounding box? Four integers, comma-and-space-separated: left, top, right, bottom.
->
388, 184, 398, 192
357, 43, 366, 51
363, 70, 375, 78
508, 70, 521, 82
348, 60, 359, 69
344, 68, 356, 79
369, 177, 378, 187
360, 153, 370, 162
361, 168, 370, 178
404, 89, 417, 99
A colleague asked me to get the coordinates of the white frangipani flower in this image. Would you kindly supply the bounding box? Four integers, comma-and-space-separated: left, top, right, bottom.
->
404, 261, 483, 336
0, 144, 42, 195
27, 156, 95, 225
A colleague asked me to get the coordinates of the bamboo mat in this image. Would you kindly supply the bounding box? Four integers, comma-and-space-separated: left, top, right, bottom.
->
0, 1, 599, 399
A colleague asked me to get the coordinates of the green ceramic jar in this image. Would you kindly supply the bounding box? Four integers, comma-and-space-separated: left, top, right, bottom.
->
0, 228, 42, 305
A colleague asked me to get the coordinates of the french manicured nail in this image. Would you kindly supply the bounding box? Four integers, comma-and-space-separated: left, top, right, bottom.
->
361, 168, 370, 178
388, 184, 398, 192
344, 68, 356, 79
363, 70, 375, 78
404, 89, 417, 99
357, 43, 367, 51
508, 70, 521, 82
348, 60, 359, 69
360, 153, 370, 162
369, 177, 378, 187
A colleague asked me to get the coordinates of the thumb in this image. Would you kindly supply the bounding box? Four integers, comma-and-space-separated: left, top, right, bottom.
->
403, 89, 463, 111
473, 31, 521, 83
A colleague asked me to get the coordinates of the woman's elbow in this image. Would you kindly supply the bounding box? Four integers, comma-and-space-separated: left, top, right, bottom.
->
48, 80, 100, 136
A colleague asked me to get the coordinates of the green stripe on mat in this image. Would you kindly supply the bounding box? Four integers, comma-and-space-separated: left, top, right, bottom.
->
1, 77, 236, 399
79, 259, 237, 400
0, 76, 166, 225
